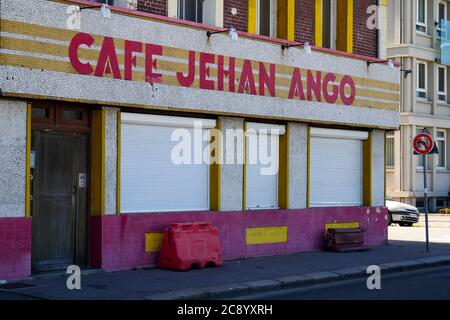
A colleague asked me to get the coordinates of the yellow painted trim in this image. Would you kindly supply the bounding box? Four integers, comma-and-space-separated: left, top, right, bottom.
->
91, 109, 106, 216
362, 131, 373, 207
25, 103, 32, 218
116, 111, 121, 215
277, 0, 287, 39
336, 0, 353, 53
325, 222, 360, 233
145, 232, 164, 252
246, 226, 288, 245
287, 0, 295, 41
347, 0, 354, 53
307, 126, 311, 208
278, 125, 289, 209
248, 0, 257, 34
243, 122, 247, 211
276, 0, 294, 41
210, 120, 221, 211
314, 0, 323, 47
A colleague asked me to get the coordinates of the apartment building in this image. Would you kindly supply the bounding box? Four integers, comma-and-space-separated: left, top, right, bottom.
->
386, 0, 450, 211
0, 0, 398, 280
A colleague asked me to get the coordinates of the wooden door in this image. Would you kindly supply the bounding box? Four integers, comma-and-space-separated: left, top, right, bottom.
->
31, 131, 88, 272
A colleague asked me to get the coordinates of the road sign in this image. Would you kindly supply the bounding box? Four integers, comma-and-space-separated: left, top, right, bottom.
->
413, 133, 434, 155
412, 129, 435, 252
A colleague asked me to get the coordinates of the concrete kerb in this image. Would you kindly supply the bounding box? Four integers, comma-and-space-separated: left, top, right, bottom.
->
144, 255, 450, 300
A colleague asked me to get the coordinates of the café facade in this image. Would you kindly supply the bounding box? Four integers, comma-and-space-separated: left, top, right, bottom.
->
0, 0, 400, 280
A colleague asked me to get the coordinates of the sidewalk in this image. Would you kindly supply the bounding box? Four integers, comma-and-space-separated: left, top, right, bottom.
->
1, 239, 450, 300
417, 214, 450, 228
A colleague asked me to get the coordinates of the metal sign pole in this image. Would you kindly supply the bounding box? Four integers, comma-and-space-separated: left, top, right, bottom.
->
423, 154, 430, 252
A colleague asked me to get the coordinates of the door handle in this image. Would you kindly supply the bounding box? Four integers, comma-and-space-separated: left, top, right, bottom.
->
72, 185, 77, 195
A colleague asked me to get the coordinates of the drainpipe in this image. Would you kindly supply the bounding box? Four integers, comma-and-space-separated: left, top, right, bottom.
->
377, 0, 381, 58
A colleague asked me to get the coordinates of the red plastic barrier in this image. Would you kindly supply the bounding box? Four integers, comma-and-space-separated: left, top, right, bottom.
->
157, 222, 223, 271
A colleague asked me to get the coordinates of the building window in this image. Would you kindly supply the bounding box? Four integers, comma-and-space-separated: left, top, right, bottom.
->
309, 128, 368, 207
416, 0, 427, 33
120, 113, 215, 213
245, 123, 285, 210
386, 131, 395, 168
91, 0, 135, 9
322, 0, 337, 49
437, 65, 447, 102
416, 61, 427, 99
168, 0, 221, 26
178, 0, 203, 23
257, 0, 277, 37
436, 198, 448, 209
436, 130, 447, 168
415, 198, 425, 211
437, 1, 447, 37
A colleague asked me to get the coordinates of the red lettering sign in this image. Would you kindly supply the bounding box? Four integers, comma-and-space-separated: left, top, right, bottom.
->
124, 40, 142, 81
94, 37, 121, 79
238, 60, 257, 95
145, 44, 163, 83
68, 33, 357, 107
68, 33, 94, 75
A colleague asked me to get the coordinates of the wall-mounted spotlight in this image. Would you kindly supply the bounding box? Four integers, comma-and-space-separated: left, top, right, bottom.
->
281, 42, 312, 54
367, 59, 395, 69
400, 69, 413, 78
206, 28, 239, 41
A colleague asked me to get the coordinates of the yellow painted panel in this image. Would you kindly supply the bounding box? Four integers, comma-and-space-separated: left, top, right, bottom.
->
336, 0, 353, 53
210, 120, 221, 211
91, 109, 105, 216
277, 0, 295, 40
278, 126, 289, 209
325, 222, 360, 233
314, 0, 323, 47
363, 132, 372, 206
347, 0, 354, 53
248, 0, 257, 34
287, 0, 295, 41
145, 233, 164, 252
246, 226, 288, 245
277, 0, 287, 39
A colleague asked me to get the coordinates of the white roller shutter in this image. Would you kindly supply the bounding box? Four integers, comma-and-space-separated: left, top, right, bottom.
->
245, 123, 285, 210
310, 128, 368, 208
120, 113, 215, 213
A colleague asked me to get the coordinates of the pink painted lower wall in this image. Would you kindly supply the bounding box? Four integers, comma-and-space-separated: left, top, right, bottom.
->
90, 207, 388, 271
0, 208, 388, 280
0, 217, 32, 280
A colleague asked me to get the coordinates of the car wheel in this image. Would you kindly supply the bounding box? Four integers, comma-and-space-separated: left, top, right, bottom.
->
399, 222, 413, 227
388, 212, 393, 226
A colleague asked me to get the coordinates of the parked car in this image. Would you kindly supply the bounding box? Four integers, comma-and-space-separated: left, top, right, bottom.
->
386, 200, 420, 227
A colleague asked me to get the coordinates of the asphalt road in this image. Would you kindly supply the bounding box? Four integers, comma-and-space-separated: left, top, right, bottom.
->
232, 266, 450, 300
